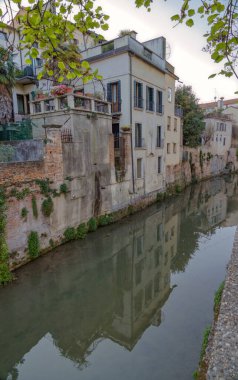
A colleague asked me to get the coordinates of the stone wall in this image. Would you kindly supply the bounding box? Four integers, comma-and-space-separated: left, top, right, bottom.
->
2, 119, 238, 271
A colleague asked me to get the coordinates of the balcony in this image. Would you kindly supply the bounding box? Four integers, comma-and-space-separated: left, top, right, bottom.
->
175, 105, 183, 117
16, 65, 37, 85
30, 92, 111, 115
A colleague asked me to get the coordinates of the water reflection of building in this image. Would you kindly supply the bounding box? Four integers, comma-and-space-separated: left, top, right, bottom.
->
1, 176, 238, 380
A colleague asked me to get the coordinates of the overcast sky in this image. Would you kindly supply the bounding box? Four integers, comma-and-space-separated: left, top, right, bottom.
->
96, 0, 237, 103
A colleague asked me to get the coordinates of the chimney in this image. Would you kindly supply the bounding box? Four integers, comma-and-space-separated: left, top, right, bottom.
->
130, 31, 137, 40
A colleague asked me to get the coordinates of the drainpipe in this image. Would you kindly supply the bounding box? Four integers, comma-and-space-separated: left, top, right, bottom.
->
129, 53, 135, 193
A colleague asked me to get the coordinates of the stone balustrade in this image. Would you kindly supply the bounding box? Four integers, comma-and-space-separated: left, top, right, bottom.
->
30, 93, 111, 115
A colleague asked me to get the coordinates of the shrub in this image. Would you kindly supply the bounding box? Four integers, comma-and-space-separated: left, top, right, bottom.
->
214, 281, 225, 315
175, 184, 182, 194
0, 263, 12, 284
60, 183, 68, 194
41, 197, 54, 217
76, 223, 88, 239
32, 196, 38, 219
28, 231, 40, 259
88, 217, 97, 232
200, 326, 211, 361
64, 227, 76, 241
97, 214, 113, 227
21, 207, 28, 219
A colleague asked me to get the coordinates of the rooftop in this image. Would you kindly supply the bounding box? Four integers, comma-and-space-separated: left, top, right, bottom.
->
82, 35, 177, 78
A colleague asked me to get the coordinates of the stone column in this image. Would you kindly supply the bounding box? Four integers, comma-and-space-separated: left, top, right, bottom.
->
43, 124, 64, 183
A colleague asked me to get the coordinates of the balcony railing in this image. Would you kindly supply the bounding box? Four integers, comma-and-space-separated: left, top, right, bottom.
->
111, 101, 121, 113
16, 65, 37, 84
156, 104, 164, 115
146, 101, 154, 112
175, 105, 183, 117
30, 93, 111, 115
135, 137, 146, 148
134, 97, 144, 109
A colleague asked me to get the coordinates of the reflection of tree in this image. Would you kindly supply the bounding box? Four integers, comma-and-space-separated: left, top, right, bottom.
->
171, 213, 200, 273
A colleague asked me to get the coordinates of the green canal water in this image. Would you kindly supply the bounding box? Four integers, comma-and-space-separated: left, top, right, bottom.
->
1, 176, 238, 380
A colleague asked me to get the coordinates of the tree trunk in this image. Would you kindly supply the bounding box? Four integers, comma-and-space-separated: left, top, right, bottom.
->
0, 85, 13, 124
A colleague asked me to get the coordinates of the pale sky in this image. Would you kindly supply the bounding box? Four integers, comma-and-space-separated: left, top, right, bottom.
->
96, 0, 238, 103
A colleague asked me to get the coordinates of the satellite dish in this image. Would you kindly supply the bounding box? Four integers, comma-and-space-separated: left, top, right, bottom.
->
166, 42, 171, 60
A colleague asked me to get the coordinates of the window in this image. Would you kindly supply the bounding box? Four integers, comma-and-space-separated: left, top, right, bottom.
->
35, 58, 43, 67
174, 118, 177, 131
167, 116, 171, 130
158, 156, 162, 173
134, 81, 143, 108
173, 143, 177, 154
156, 126, 162, 147
137, 158, 142, 178
17, 94, 25, 115
223, 137, 226, 146
156, 90, 163, 113
107, 81, 121, 113
168, 87, 172, 102
73, 38, 78, 45
167, 143, 170, 154
146, 86, 154, 111
135, 123, 143, 147
216, 122, 219, 131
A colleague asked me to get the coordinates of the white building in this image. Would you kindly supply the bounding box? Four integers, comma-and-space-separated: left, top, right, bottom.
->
81, 33, 182, 194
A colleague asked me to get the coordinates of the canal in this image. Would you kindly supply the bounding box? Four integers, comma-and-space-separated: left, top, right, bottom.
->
1, 176, 238, 380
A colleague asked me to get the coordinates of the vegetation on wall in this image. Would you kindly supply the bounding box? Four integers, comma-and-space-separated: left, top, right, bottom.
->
64, 227, 76, 242
175, 85, 205, 147
32, 196, 38, 219
21, 207, 28, 220
28, 231, 40, 259
0, 187, 12, 284
88, 217, 98, 232
41, 196, 54, 217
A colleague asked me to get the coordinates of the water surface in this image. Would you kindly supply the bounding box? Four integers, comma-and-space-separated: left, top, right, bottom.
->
1, 176, 238, 380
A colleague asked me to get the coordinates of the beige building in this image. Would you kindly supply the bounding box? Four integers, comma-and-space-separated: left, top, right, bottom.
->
81, 33, 182, 193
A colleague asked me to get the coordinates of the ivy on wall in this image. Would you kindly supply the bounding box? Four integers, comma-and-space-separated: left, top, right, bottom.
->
0, 187, 12, 284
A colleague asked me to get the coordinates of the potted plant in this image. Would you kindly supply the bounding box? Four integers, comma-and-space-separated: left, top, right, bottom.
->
121, 125, 131, 132
51, 85, 68, 96
36, 89, 44, 99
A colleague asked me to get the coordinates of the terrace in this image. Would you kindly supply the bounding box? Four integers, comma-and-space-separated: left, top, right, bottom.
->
30, 91, 111, 116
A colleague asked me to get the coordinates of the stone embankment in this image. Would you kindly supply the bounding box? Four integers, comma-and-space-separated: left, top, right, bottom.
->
206, 227, 238, 379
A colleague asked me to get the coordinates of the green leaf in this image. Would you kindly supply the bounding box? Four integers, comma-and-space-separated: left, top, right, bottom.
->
58, 61, 65, 70
171, 14, 180, 21
208, 74, 216, 79
81, 61, 90, 69
30, 47, 39, 59
198, 6, 204, 14
188, 9, 195, 17
186, 19, 194, 27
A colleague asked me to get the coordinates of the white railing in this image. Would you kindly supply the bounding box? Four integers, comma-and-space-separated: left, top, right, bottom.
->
30, 93, 111, 115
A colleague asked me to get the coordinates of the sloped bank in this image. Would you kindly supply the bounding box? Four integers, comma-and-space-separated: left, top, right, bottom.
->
197, 226, 238, 379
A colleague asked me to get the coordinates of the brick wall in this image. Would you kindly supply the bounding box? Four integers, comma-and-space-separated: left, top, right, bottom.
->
0, 126, 64, 186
